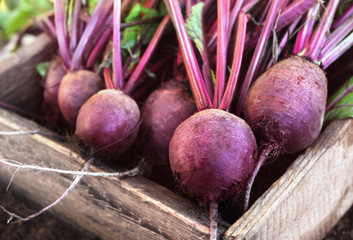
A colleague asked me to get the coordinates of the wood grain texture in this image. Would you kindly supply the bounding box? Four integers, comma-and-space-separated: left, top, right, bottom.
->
0, 34, 56, 113
0, 108, 228, 240
225, 119, 353, 240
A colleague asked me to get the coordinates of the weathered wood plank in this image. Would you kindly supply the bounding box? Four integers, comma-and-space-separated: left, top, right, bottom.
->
0, 34, 56, 113
0, 108, 228, 240
225, 119, 353, 240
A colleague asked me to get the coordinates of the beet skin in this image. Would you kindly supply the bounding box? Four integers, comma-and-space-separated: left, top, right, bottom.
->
43, 56, 67, 121
243, 56, 327, 153
142, 80, 197, 161
76, 89, 140, 154
58, 70, 104, 126
169, 109, 257, 203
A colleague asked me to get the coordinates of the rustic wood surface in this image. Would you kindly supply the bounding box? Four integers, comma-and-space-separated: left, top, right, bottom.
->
0, 184, 97, 240
324, 205, 353, 240
225, 119, 353, 240
0, 108, 229, 240
0, 33, 56, 113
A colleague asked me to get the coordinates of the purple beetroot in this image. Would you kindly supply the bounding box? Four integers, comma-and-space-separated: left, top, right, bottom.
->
169, 109, 257, 202
58, 70, 104, 126
142, 80, 197, 161
140, 80, 197, 186
243, 56, 327, 154
75, 89, 140, 154
43, 56, 67, 122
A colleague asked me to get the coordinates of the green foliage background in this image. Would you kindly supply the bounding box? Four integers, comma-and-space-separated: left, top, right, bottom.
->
0, 0, 53, 46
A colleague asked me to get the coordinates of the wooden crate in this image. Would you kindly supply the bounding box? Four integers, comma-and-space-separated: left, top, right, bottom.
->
0, 34, 352, 240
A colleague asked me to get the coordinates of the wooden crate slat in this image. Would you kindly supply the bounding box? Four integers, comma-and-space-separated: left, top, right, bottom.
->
225, 119, 353, 240
0, 108, 228, 240
0, 34, 56, 113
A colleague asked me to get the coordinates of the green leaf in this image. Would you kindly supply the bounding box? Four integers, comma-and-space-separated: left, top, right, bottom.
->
1, 0, 53, 39
121, 3, 159, 50
5, 0, 19, 10
5, 2, 34, 37
210, 68, 216, 87
87, 0, 100, 14
325, 76, 353, 122
36, 61, 50, 77
158, 1, 168, 16
185, 2, 205, 56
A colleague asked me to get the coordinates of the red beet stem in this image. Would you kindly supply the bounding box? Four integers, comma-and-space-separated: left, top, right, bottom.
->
293, 2, 320, 54
69, 0, 81, 53
123, 15, 171, 95
303, 0, 340, 61
71, 0, 113, 70
235, 0, 282, 116
113, 0, 124, 90
213, 0, 230, 108
164, 0, 212, 110
54, 0, 71, 68
219, 12, 248, 111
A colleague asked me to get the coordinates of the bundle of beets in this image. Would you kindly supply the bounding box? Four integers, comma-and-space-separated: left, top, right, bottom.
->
2, 1, 353, 239
163, 0, 353, 239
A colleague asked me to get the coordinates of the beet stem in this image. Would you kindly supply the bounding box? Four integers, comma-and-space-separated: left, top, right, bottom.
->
293, 2, 320, 54
319, 16, 353, 58
242, 0, 260, 13
164, 0, 212, 110
303, 0, 340, 61
209, 201, 218, 240
332, 4, 353, 29
113, 0, 124, 90
71, 0, 113, 70
43, 17, 57, 38
235, 0, 282, 116
123, 15, 171, 95
54, 0, 71, 68
320, 31, 353, 69
266, 17, 301, 70
258, 0, 272, 23
228, 0, 244, 41
86, 26, 112, 69
276, 0, 316, 31
219, 12, 248, 111
247, 0, 316, 50
104, 67, 115, 89
69, 0, 81, 53
213, 0, 230, 108
243, 147, 272, 212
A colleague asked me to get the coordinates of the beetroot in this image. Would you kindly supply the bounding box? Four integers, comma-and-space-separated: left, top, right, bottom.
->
76, 89, 140, 154
169, 109, 257, 202
243, 56, 327, 154
43, 56, 67, 121
58, 70, 104, 126
142, 80, 197, 161
140, 80, 196, 187
239, 56, 328, 211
